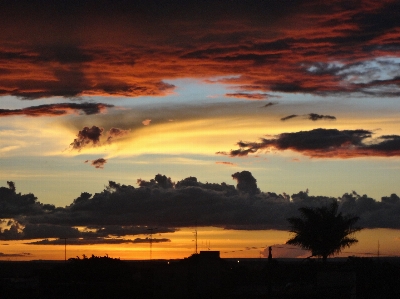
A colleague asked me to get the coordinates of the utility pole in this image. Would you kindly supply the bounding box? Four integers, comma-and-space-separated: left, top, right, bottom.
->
147, 228, 157, 260
378, 240, 380, 259
60, 238, 67, 262
193, 227, 198, 254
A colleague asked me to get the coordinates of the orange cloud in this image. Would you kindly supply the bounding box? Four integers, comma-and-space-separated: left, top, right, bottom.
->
142, 119, 151, 126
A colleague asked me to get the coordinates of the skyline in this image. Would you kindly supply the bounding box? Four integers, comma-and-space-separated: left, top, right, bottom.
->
1, 0, 400, 260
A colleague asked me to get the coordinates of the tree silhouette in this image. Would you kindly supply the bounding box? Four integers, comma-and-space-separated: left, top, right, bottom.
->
286, 201, 361, 262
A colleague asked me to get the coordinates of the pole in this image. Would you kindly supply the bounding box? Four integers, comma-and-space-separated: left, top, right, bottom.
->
147, 228, 157, 260
193, 226, 198, 254
378, 240, 380, 259
60, 238, 67, 262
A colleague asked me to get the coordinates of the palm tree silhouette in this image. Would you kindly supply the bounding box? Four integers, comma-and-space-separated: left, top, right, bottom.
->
286, 201, 361, 262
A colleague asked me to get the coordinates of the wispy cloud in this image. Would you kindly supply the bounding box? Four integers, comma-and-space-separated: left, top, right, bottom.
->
225, 93, 271, 100
216, 161, 237, 166
0, 103, 113, 117
281, 113, 336, 121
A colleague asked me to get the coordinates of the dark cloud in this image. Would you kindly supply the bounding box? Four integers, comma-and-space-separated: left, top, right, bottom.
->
270, 83, 317, 93
35, 45, 94, 64
3, 177, 294, 232
3, 174, 400, 243
261, 102, 276, 108
132, 238, 171, 244
0, 102, 113, 117
137, 174, 174, 189
0, 252, 32, 257
281, 114, 298, 121
232, 171, 260, 195
26, 237, 166, 245
92, 225, 176, 237
281, 113, 336, 121
70, 126, 103, 151
22, 224, 82, 240
0, 183, 55, 218
221, 128, 400, 158
307, 113, 336, 121
106, 127, 131, 142
0, 221, 89, 241
70, 126, 131, 151
88, 158, 107, 169
0, 211, 175, 241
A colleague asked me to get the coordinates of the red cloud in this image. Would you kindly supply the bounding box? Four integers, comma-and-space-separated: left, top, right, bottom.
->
0, 1, 398, 99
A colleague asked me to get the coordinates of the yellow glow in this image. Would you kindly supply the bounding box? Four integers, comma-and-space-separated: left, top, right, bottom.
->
0, 228, 396, 261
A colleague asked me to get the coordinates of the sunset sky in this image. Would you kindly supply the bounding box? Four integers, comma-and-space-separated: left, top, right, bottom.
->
1, 0, 400, 260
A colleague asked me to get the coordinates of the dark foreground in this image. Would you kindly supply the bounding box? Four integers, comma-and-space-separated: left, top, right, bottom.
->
1, 252, 400, 299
